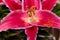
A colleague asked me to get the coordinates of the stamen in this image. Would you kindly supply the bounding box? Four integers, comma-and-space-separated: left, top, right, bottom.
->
24, 17, 39, 23
31, 6, 36, 10
24, 6, 39, 23
27, 6, 36, 17
27, 11, 35, 17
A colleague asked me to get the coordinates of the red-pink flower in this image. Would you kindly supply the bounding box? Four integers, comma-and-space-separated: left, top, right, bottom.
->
0, 0, 60, 40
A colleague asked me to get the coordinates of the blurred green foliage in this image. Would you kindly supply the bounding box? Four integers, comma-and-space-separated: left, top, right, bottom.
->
0, 5, 10, 20
52, 4, 60, 16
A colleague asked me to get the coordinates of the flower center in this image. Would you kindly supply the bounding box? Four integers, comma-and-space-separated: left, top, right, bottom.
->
24, 6, 39, 23
27, 6, 35, 17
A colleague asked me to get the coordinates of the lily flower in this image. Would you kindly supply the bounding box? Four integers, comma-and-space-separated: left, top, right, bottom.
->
0, 0, 60, 40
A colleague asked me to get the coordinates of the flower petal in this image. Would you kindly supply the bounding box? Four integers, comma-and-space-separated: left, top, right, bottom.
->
42, 0, 57, 10
25, 26, 38, 40
3, 0, 22, 11
34, 10, 60, 29
0, 10, 31, 32
24, 0, 41, 10
0, 24, 11, 32
0, 0, 2, 2
0, 0, 4, 5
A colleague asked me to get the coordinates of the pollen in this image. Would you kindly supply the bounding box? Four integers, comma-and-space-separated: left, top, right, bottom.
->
24, 6, 39, 23
32, 17, 39, 22
24, 17, 39, 23
24, 18, 31, 23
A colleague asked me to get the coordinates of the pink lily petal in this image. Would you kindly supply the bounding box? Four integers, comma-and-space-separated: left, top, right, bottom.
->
24, 0, 41, 10
0, 19, 11, 32
0, 0, 2, 2
0, 0, 2, 3
57, 0, 60, 4
3, 0, 22, 11
25, 26, 38, 40
0, 0, 4, 5
33, 10, 60, 29
0, 23, 11, 32
0, 10, 31, 32
42, 0, 57, 10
